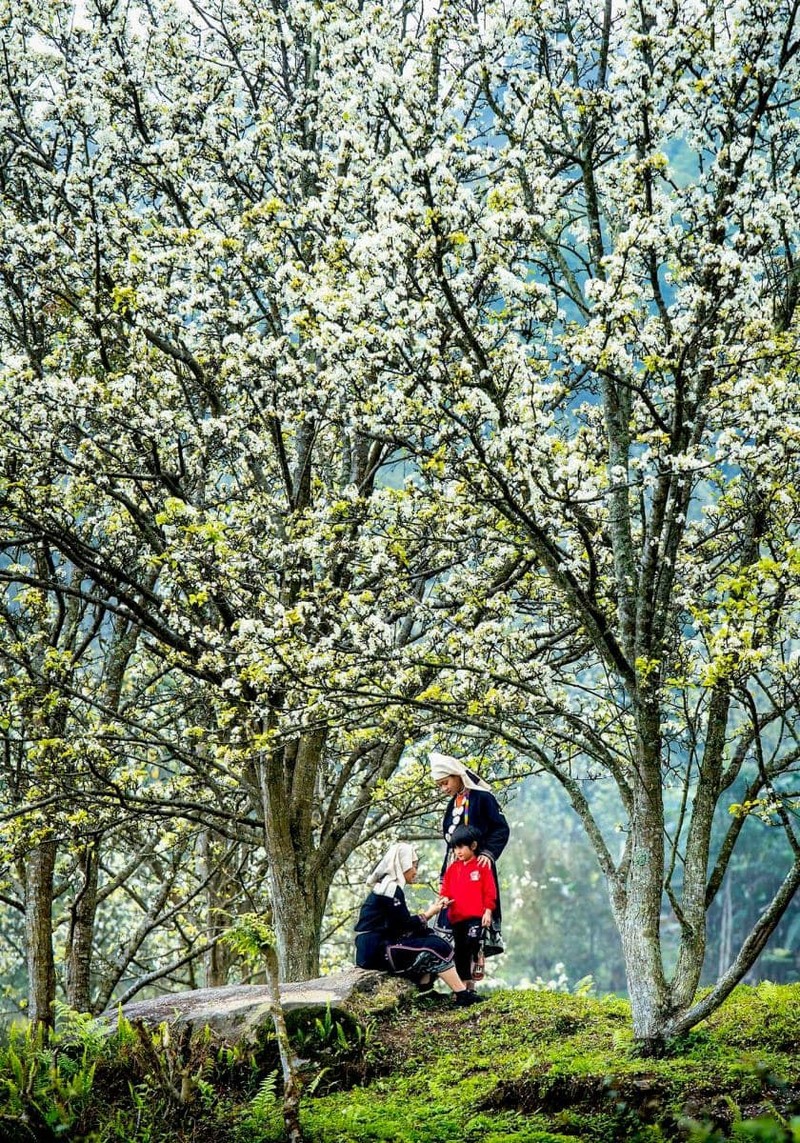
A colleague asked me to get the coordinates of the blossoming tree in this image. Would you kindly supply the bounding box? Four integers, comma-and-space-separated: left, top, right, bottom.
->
2, 0, 800, 1050
329, 0, 800, 1048
0, 0, 457, 984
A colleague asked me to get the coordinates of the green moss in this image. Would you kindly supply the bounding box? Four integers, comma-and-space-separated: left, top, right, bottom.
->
10, 984, 799, 1141
292, 985, 800, 1143
704, 984, 800, 1054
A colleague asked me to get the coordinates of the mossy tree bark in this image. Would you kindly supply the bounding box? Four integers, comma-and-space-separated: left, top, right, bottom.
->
64, 838, 99, 1014
23, 840, 57, 1029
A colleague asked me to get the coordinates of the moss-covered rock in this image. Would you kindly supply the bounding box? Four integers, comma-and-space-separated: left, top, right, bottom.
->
97, 968, 409, 1046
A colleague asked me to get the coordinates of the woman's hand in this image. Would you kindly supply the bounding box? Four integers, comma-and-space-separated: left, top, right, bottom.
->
481, 908, 493, 927
421, 896, 450, 921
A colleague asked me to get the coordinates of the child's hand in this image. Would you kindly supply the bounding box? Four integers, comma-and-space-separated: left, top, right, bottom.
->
421, 896, 450, 922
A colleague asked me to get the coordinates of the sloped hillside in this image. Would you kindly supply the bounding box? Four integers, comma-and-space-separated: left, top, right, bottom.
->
2, 983, 799, 1142
293, 983, 800, 1143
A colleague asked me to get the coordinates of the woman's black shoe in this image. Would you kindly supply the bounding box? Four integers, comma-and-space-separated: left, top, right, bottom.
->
455, 990, 484, 1006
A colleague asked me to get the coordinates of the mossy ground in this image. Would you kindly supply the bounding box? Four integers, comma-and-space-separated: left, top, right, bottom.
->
2, 983, 799, 1142
273, 983, 800, 1143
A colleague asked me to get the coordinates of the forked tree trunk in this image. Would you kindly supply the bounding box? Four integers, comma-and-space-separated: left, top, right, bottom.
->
65, 841, 99, 1013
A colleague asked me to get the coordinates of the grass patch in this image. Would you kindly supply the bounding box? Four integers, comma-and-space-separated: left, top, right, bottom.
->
292, 984, 800, 1143
2, 983, 799, 1141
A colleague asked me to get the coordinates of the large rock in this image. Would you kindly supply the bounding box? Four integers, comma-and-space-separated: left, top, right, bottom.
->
101, 968, 411, 1043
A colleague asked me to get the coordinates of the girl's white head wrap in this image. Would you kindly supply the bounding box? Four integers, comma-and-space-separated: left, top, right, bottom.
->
366, 842, 418, 897
429, 752, 492, 792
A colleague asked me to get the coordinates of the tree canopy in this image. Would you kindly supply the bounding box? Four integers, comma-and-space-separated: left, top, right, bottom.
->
1, 0, 800, 1048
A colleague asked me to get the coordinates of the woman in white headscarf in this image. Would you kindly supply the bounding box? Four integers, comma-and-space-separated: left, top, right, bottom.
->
354, 841, 482, 1005
430, 752, 510, 934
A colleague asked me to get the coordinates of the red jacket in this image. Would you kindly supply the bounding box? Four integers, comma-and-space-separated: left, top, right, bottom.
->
441, 856, 497, 923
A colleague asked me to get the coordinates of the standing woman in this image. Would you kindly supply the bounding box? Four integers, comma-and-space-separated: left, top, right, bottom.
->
429, 752, 510, 934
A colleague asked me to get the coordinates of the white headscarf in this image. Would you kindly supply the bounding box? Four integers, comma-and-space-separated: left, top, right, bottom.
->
429, 751, 493, 792
366, 842, 418, 898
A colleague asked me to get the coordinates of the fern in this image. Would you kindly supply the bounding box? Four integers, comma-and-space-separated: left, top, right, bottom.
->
249, 1070, 279, 1119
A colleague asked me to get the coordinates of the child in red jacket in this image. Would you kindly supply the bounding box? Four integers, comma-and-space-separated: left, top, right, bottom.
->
440, 825, 496, 990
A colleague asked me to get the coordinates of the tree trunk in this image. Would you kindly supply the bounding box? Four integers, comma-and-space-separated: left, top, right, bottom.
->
620, 921, 669, 1053
257, 732, 330, 980
269, 864, 327, 980
622, 706, 670, 1052
24, 839, 57, 1029
619, 856, 670, 1052
65, 841, 99, 1013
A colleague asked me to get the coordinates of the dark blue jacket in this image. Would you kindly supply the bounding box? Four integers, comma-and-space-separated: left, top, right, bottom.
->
354, 887, 428, 969
441, 787, 510, 864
